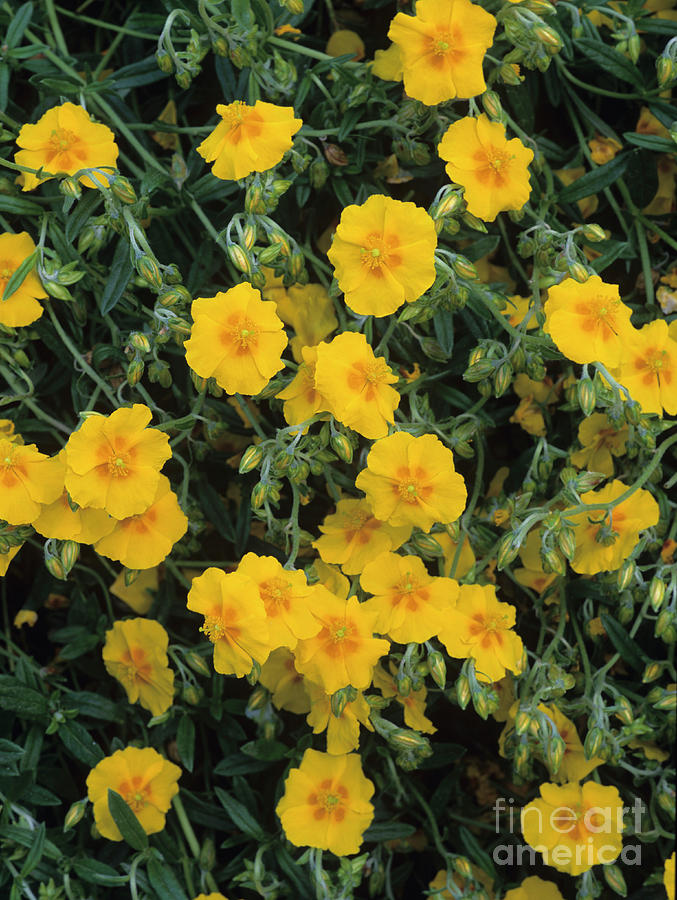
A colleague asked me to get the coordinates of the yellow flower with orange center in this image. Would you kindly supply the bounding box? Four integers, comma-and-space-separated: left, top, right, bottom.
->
360, 551, 459, 643
186, 567, 271, 677
327, 194, 437, 317
86, 746, 181, 841
294, 590, 389, 694
616, 319, 677, 416
543, 275, 634, 368
63, 404, 172, 521
314, 332, 400, 439
313, 498, 411, 576
110, 567, 159, 615
504, 876, 564, 900
437, 583, 524, 683
0, 232, 47, 327
373, 662, 437, 733
0, 438, 64, 526
504, 294, 538, 330
438, 114, 533, 222
388, 0, 496, 105
305, 682, 374, 755
570, 413, 628, 477
355, 431, 467, 533
259, 648, 310, 714
103, 618, 174, 717
236, 553, 321, 650
197, 101, 302, 181
273, 282, 338, 362
94, 475, 188, 569
521, 781, 624, 875
588, 134, 622, 165
184, 283, 287, 396
15, 102, 118, 191
276, 346, 328, 428
276, 748, 374, 856
514, 530, 557, 596
567, 479, 659, 575
437, 532, 476, 579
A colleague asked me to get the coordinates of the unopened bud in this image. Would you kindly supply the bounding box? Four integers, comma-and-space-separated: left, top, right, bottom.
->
653, 689, 676, 710
499, 63, 522, 85
617, 560, 635, 591
227, 243, 251, 275
182, 684, 201, 705
44, 280, 72, 300
247, 685, 269, 712
482, 90, 503, 120
657, 783, 675, 815
251, 482, 267, 509
64, 798, 88, 831
534, 24, 563, 52
411, 532, 444, 557
546, 734, 566, 773
557, 527, 576, 561
657, 56, 675, 89
126, 358, 144, 386
330, 432, 353, 463
111, 176, 137, 205
183, 650, 212, 678
584, 726, 603, 759
199, 837, 216, 871
239, 444, 264, 474
497, 532, 521, 569
456, 674, 471, 709
390, 728, 429, 752
464, 359, 495, 383
581, 223, 606, 243
569, 261, 589, 283
158, 285, 191, 308
452, 255, 479, 281
655, 609, 676, 642
604, 863, 627, 897
493, 362, 513, 397
156, 49, 173, 73
515, 709, 532, 735
59, 176, 81, 199
461, 211, 488, 233
136, 256, 163, 289
578, 377, 596, 416
428, 651, 446, 689
649, 577, 666, 612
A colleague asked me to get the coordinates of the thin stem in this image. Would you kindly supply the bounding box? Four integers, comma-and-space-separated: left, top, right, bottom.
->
449, 434, 485, 578
45, 0, 70, 57
285, 483, 301, 569
55, 6, 158, 39
172, 795, 220, 893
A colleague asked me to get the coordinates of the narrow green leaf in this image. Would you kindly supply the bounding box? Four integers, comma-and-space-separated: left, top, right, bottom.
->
19, 822, 45, 878
107, 789, 149, 851
0, 683, 48, 719
65, 191, 102, 243
214, 786, 266, 840
576, 38, 644, 87
558, 154, 629, 203
363, 822, 416, 842
176, 715, 195, 773
622, 132, 676, 154
146, 857, 189, 900
72, 858, 128, 886
0, 64, 9, 112
458, 825, 497, 880
6, 2, 34, 49
1, 250, 36, 301
99, 236, 133, 314
600, 614, 649, 672
58, 720, 104, 767
0, 195, 43, 215
433, 310, 455, 358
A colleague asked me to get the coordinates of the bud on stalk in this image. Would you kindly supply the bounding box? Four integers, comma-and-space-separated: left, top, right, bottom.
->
239, 444, 264, 474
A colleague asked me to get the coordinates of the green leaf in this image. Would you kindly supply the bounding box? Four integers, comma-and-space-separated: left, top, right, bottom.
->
241, 739, 289, 761
1, 250, 37, 301
57, 633, 101, 661
433, 310, 455, 357
107, 789, 149, 851
0, 195, 43, 215
99, 236, 133, 314
66, 692, 120, 720
0, 683, 48, 719
72, 858, 128, 886
58, 720, 104, 767
363, 821, 416, 842
214, 786, 266, 840
576, 38, 644, 87
6, 2, 34, 49
146, 857, 189, 900
458, 825, 497, 881
600, 614, 649, 672
622, 132, 676, 154
557, 154, 629, 204
176, 715, 195, 773
19, 822, 45, 878
0, 739, 24, 764
0, 64, 9, 112
65, 190, 102, 243
231, 0, 254, 27
622, 149, 659, 210
0, 825, 62, 861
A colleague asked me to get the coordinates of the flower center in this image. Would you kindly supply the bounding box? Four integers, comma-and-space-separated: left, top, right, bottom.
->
0, 260, 14, 283
200, 614, 229, 642
332, 621, 352, 643
121, 778, 150, 812
45, 128, 85, 168
398, 480, 419, 503
108, 452, 130, 477
359, 233, 400, 273
309, 779, 349, 820
226, 316, 259, 351
259, 577, 292, 615
223, 101, 248, 127
118, 648, 152, 685
427, 29, 455, 57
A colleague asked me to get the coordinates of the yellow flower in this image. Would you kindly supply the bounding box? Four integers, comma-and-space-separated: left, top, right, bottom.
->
326, 29, 365, 60
438, 115, 533, 222
110, 568, 159, 615
151, 100, 179, 151
64, 404, 171, 521
0, 419, 19, 441
636, 106, 671, 139
570, 413, 628, 476
437, 533, 476, 578
327, 194, 437, 317
0, 544, 22, 577
274, 283, 338, 362
388, 0, 496, 105
504, 876, 564, 900
236, 553, 321, 650
373, 663, 436, 733
644, 155, 677, 216
314, 332, 400, 439
568, 480, 659, 575
313, 498, 411, 576
437, 584, 523, 682
588, 134, 622, 165
0, 439, 63, 525
103, 619, 174, 716
429, 865, 494, 900
361, 551, 458, 643
184, 283, 287, 396
193, 895, 230, 900
13, 608, 37, 628
86, 746, 181, 841
665, 852, 675, 900
504, 294, 538, 329
276, 748, 374, 856
94, 475, 187, 570
616, 319, 677, 415
186, 567, 271, 676
311, 559, 350, 600
510, 396, 546, 437
0, 232, 47, 327
259, 648, 310, 714
197, 101, 301, 180
355, 431, 467, 532
371, 44, 403, 82
294, 591, 389, 693
514, 373, 557, 405
544, 275, 634, 368
276, 346, 328, 428
521, 781, 624, 875
306, 682, 374, 754
15, 102, 118, 191
514, 530, 557, 596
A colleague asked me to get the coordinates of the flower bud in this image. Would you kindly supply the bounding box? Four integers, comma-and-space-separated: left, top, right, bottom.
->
515, 709, 532, 735
396, 675, 412, 697
581, 223, 606, 243
456, 674, 471, 709
616, 560, 635, 591
461, 211, 488, 233
136, 255, 163, 289
182, 684, 202, 705
497, 532, 521, 569
45, 555, 66, 580
126, 358, 144, 386
390, 728, 429, 752
649, 576, 666, 612
568, 261, 589, 283
251, 482, 267, 509
604, 863, 627, 897
615, 696, 633, 725
156, 49, 173, 73
482, 90, 503, 120
63, 798, 88, 831
452, 255, 479, 281
411, 532, 444, 557
183, 650, 212, 678
59, 176, 81, 199
657, 783, 675, 815
546, 734, 566, 773
227, 243, 251, 275
653, 689, 676, 710
158, 285, 191, 308
463, 359, 495, 383
515, 741, 531, 777
534, 24, 563, 52
428, 651, 446, 689
167, 316, 192, 336
584, 726, 603, 759
493, 362, 513, 397
557, 527, 576, 561
239, 444, 264, 474
44, 280, 72, 300
111, 176, 137, 205
655, 610, 676, 643
330, 432, 353, 463
499, 63, 523, 85
247, 685, 269, 711
200, 837, 216, 872
577, 377, 596, 416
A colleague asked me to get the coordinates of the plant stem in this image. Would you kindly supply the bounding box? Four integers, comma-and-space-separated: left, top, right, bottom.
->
172, 795, 220, 893
45, 0, 70, 57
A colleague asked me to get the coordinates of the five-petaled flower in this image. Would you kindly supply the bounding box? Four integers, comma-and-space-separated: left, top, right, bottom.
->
103, 618, 174, 717
0, 232, 47, 327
